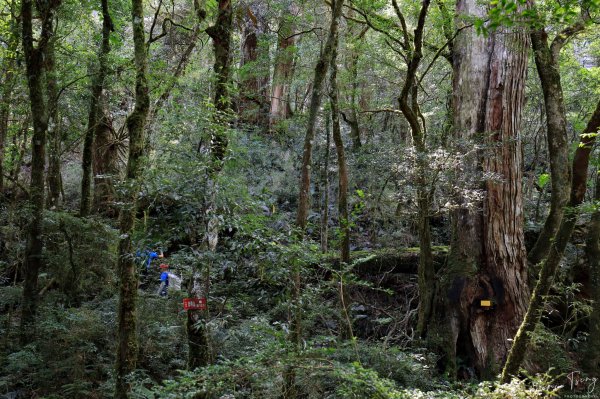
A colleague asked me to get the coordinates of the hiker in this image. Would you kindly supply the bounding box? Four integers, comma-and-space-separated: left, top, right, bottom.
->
138, 248, 164, 289
158, 263, 169, 297
144, 249, 164, 269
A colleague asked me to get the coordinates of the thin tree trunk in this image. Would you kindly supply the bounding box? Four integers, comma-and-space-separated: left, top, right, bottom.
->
528, 19, 587, 264
321, 114, 330, 253
80, 0, 113, 217
187, 0, 232, 370
144, 1, 207, 154
0, 1, 19, 194
296, 0, 344, 230
392, 0, 434, 340
329, 35, 349, 264
329, 32, 353, 342
502, 99, 600, 382
10, 119, 30, 193
114, 0, 149, 395
342, 21, 366, 151
429, 0, 530, 377
45, 35, 62, 209
19, 0, 61, 345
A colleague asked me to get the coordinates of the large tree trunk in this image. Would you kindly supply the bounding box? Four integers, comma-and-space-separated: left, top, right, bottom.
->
239, 2, 270, 131
80, 0, 113, 217
19, 0, 61, 345
429, 0, 529, 378
187, 0, 232, 370
584, 167, 600, 374
502, 99, 600, 382
270, 4, 298, 128
92, 102, 119, 216
296, 0, 344, 230
114, 0, 149, 396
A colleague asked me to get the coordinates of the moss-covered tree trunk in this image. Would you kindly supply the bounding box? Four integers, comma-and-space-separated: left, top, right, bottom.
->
114, 0, 149, 396
329, 35, 349, 264
329, 31, 353, 341
205, 0, 232, 170
187, 0, 232, 370
528, 18, 588, 264
0, 0, 19, 194
80, 0, 113, 217
429, 0, 530, 377
341, 20, 366, 151
19, 0, 61, 345
296, 0, 344, 230
45, 35, 63, 209
320, 114, 331, 253
502, 99, 600, 382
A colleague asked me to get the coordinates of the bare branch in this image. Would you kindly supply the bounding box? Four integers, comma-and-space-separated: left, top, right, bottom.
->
550, 7, 591, 59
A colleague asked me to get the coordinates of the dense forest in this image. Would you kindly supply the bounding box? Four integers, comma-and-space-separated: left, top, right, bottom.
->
1, 0, 600, 397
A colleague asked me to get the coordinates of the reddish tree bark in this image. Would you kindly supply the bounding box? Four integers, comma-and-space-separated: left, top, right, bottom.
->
239, 2, 269, 131
270, 3, 298, 128
502, 99, 600, 382
429, 0, 530, 377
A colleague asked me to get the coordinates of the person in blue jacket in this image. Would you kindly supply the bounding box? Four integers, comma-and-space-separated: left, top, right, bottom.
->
138, 249, 163, 289
144, 249, 163, 269
158, 263, 169, 297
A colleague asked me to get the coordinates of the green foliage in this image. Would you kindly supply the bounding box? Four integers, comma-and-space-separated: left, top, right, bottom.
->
43, 211, 118, 303
145, 336, 562, 399
526, 323, 574, 375
1, 300, 116, 398
537, 173, 550, 189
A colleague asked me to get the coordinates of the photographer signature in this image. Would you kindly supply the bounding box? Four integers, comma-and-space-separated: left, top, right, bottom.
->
567, 371, 597, 394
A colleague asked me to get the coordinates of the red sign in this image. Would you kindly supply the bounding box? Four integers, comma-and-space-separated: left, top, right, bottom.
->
183, 297, 206, 310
